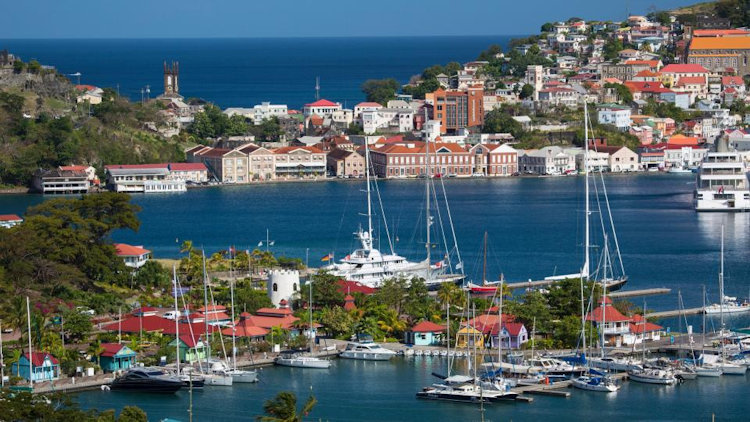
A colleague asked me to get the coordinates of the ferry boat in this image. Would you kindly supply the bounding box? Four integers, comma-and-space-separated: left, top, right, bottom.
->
694, 139, 750, 211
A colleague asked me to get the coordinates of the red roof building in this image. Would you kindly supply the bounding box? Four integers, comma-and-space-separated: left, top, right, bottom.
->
660, 64, 709, 74
337, 280, 377, 295
343, 294, 357, 311
114, 243, 151, 269
411, 321, 447, 333
0, 214, 23, 228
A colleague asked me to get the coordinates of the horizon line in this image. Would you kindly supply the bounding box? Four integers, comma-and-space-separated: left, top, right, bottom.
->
0, 33, 529, 42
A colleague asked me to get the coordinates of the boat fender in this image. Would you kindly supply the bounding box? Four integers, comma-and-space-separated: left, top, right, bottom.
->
544, 377, 549, 385
101, 385, 110, 391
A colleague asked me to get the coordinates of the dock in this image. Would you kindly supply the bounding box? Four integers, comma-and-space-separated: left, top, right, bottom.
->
610, 288, 671, 298
647, 307, 704, 319
512, 381, 572, 397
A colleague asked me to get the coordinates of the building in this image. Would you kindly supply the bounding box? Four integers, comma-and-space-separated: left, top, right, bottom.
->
161, 61, 180, 98
326, 148, 365, 178
688, 36, 750, 74
75, 85, 103, 105
59, 165, 98, 186
586, 297, 631, 347
575, 149, 610, 172
537, 87, 578, 108
198, 304, 232, 326
0, 214, 23, 228
251, 102, 288, 123
187, 147, 249, 184
353, 102, 383, 118
663, 144, 708, 168
404, 321, 446, 346
597, 105, 632, 131
167, 162, 208, 183
361, 108, 414, 134
169, 335, 207, 363
427, 87, 484, 133
238, 143, 276, 181
602, 146, 640, 172
114, 243, 151, 269
369, 142, 474, 179
525, 65, 544, 100
99, 343, 137, 372
105, 164, 186, 193
272, 146, 326, 179
455, 325, 484, 349
469, 143, 518, 176
519, 147, 575, 175
303, 99, 342, 118
32, 168, 89, 194
11, 352, 60, 382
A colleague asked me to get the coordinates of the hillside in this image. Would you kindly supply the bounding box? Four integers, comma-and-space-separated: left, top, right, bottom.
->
671, 0, 750, 27
0, 57, 189, 188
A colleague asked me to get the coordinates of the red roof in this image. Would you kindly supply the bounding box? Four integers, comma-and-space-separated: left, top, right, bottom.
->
586, 302, 631, 323
198, 304, 227, 312
169, 162, 207, 171
177, 334, 202, 348
75, 84, 98, 92
0, 214, 22, 222
24, 352, 58, 366
100, 343, 131, 357
305, 99, 339, 108
693, 29, 750, 37
668, 134, 699, 146
105, 164, 168, 170
337, 280, 377, 295
722, 76, 744, 86
503, 322, 525, 336
255, 307, 293, 317
273, 146, 324, 154
411, 321, 447, 333
102, 315, 174, 333
625, 60, 660, 68
661, 64, 709, 74
59, 165, 89, 172
629, 315, 663, 333
624, 81, 672, 94
676, 76, 706, 86
221, 321, 269, 338
114, 243, 150, 257
239, 314, 299, 330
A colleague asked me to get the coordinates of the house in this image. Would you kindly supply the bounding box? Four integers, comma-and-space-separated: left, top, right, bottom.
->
326, 148, 365, 178
169, 334, 207, 363
32, 167, 89, 194
361, 108, 414, 134
250, 102, 288, 124
186, 147, 249, 184
519, 147, 575, 175
660, 64, 709, 88
303, 99, 342, 118
597, 104, 632, 131
469, 143, 519, 176
405, 321, 446, 346
11, 352, 60, 382
105, 164, 186, 193
198, 304, 232, 326
629, 126, 654, 145
627, 314, 663, 344
601, 146, 640, 172
0, 214, 23, 228
237, 143, 276, 181
455, 325, 485, 349
222, 316, 269, 341
272, 146, 326, 179
75, 85, 103, 105
537, 87, 578, 108
99, 343, 137, 372
114, 243, 150, 269
491, 322, 529, 350
585, 297, 631, 347
167, 162, 208, 184
353, 102, 383, 118
59, 165, 99, 186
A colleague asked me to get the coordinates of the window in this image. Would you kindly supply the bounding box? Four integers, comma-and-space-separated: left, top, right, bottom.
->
293, 283, 298, 291
273, 283, 278, 292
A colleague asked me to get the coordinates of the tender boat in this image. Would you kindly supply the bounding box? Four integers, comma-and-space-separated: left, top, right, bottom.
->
340, 341, 397, 361
111, 368, 183, 393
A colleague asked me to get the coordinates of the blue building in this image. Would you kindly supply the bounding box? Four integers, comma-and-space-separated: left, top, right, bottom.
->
404, 321, 446, 346
99, 343, 137, 372
11, 352, 60, 382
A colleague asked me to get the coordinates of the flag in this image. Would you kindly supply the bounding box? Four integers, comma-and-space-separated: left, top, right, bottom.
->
269, 241, 275, 246
435, 261, 443, 269
257, 241, 263, 247
321, 253, 333, 262
455, 261, 463, 270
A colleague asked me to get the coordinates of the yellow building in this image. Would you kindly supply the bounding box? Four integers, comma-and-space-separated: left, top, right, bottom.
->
455, 325, 485, 349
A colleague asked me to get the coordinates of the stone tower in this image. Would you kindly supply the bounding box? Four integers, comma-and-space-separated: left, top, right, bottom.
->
163, 61, 179, 97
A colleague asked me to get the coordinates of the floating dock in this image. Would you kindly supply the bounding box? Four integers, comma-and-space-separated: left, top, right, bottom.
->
647, 307, 704, 319
610, 288, 671, 298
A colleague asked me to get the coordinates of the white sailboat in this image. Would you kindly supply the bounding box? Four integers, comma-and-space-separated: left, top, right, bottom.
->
200, 251, 233, 386
275, 277, 331, 369
551, 102, 627, 291
627, 301, 677, 385
713, 227, 747, 376
225, 261, 259, 383
704, 228, 750, 315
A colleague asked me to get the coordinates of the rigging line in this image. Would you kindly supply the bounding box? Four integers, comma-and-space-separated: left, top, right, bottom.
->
176, 275, 203, 373
438, 171, 463, 274
429, 177, 452, 270
208, 283, 229, 362
372, 168, 395, 254
590, 169, 610, 278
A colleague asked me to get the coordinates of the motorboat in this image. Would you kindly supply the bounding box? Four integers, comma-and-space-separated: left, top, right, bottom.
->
627, 368, 677, 385
694, 139, 750, 211
589, 356, 643, 372
340, 341, 397, 361
571, 374, 620, 392
704, 297, 750, 315
719, 361, 747, 375
275, 353, 331, 369
416, 375, 517, 403
526, 357, 586, 378
110, 367, 183, 393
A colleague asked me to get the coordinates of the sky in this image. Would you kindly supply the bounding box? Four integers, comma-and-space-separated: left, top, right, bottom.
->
3, 0, 701, 39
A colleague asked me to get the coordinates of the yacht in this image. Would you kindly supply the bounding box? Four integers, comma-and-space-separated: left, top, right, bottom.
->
704, 296, 750, 314
526, 357, 586, 378
416, 375, 517, 403
588, 356, 643, 372
694, 139, 750, 211
275, 353, 332, 369
339, 340, 397, 361
110, 367, 183, 393
627, 367, 677, 385
211, 360, 258, 383
571, 372, 620, 393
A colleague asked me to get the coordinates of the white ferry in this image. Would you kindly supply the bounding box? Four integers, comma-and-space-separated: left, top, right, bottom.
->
694, 139, 750, 211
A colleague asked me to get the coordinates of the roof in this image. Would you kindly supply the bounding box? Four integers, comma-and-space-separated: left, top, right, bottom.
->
255, 307, 294, 317
304, 99, 339, 108
693, 29, 750, 37
59, 165, 90, 172
668, 134, 699, 146
676, 76, 707, 86
690, 37, 750, 50
624, 81, 672, 94
100, 343, 134, 357
661, 64, 709, 74
337, 280, 377, 295
177, 334, 202, 348
355, 102, 382, 108
168, 162, 207, 172
625, 60, 660, 68
0, 214, 22, 222
114, 243, 150, 257
273, 146, 324, 154
722, 76, 744, 86
102, 315, 174, 333
23, 352, 58, 366
327, 148, 355, 160
238, 314, 299, 330
222, 322, 269, 338
411, 321, 447, 333
634, 70, 661, 77
629, 314, 663, 333
105, 164, 168, 170
585, 302, 631, 323
198, 304, 226, 312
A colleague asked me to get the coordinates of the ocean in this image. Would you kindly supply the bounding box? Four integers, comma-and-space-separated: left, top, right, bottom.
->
0, 36, 514, 109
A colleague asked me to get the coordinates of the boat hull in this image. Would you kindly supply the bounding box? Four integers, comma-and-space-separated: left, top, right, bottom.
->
627, 372, 676, 385
571, 377, 619, 392
339, 351, 394, 361
204, 374, 233, 386
720, 365, 747, 375
229, 370, 259, 383
111, 380, 183, 394
276, 357, 331, 369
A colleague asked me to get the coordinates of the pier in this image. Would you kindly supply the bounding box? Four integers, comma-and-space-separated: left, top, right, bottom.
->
647, 307, 704, 319
609, 288, 671, 298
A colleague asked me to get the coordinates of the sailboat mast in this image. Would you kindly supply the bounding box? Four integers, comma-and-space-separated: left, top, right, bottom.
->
483, 232, 488, 284
26, 296, 33, 388
600, 234, 608, 359
720, 225, 725, 332
580, 274, 587, 353
173, 265, 180, 375
365, 142, 373, 247
702, 284, 707, 358
425, 141, 431, 270
498, 282, 503, 365
583, 102, 590, 280
230, 272, 236, 370
202, 250, 210, 371
446, 300, 451, 378
309, 278, 314, 353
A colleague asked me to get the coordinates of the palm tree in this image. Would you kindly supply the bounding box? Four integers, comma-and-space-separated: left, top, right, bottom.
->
88, 340, 105, 368
256, 391, 316, 422
376, 308, 406, 341
436, 283, 463, 311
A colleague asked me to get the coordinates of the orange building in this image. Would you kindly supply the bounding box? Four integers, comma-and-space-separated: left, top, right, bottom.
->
426, 86, 484, 133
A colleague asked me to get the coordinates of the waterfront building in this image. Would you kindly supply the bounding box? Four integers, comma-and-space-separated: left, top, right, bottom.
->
575, 149, 610, 172
221, 317, 269, 341
468, 313, 528, 349
327, 148, 365, 178
663, 144, 708, 169
585, 297, 631, 347
187, 147, 248, 183
688, 36, 750, 74
639, 150, 665, 170
99, 343, 137, 372
272, 146, 326, 179
303, 99, 342, 118
597, 104, 632, 131
602, 146, 640, 172
237, 143, 276, 181
105, 164, 186, 193
169, 335, 207, 363
59, 165, 99, 186
426, 86, 484, 133
167, 162, 208, 183
369, 141, 474, 179
627, 315, 663, 344
404, 321, 446, 346
469, 143, 518, 176
114, 243, 151, 269
32, 167, 89, 194
241, 305, 300, 332
0, 214, 23, 228
519, 147, 575, 175
12, 352, 60, 382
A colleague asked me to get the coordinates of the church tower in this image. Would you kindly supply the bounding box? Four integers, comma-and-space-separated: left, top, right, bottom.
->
163, 61, 179, 97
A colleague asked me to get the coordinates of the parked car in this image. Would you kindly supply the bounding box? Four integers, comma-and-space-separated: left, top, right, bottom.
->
76, 306, 95, 316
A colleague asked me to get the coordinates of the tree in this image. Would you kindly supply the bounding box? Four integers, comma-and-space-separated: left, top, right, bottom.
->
301, 271, 344, 308
259, 117, 283, 142
482, 109, 524, 138
62, 309, 93, 343
257, 391, 317, 422
436, 282, 463, 311
134, 260, 170, 288
519, 84, 534, 100
602, 38, 624, 61
540, 22, 555, 33
371, 278, 407, 314
361, 79, 400, 105
117, 406, 148, 422
319, 306, 355, 338
477, 44, 503, 61
604, 82, 633, 104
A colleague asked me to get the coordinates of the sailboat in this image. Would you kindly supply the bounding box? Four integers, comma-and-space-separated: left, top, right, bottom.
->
695, 285, 722, 377
275, 277, 331, 369
572, 236, 621, 393
224, 261, 259, 382
627, 301, 677, 385
465, 232, 505, 294
200, 251, 233, 386
704, 227, 750, 315
170, 266, 205, 389
713, 226, 747, 376
548, 102, 627, 291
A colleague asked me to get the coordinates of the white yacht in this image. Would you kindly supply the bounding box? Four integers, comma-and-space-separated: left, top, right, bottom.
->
694, 139, 750, 211
588, 356, 643, 372
704, 296, 750, 314
339, 340, 397, 361
627, 368, 677, 385
275, 353, 332, 369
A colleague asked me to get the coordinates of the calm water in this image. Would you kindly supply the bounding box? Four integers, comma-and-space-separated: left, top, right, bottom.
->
73, 357, 749, 421
0, 36, 512, 108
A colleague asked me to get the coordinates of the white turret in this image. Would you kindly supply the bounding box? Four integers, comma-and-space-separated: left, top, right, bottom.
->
268, 269, 300, 308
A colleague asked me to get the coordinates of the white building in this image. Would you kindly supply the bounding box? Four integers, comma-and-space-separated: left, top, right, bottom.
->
663, 145, 708, 169
167, 162, 208, 183
423, 120, 442, 143
574, 150, 610, 172
104, 164, 186, 193
537, 87, 578, 108
251, 102, 288, 124
303, 99, 342, 118
354, 102, 383, 118
268, 270, 300, 308
605, 146, 640, 172
361, 108, 414, 134
597, 105, 632, 131
520, 147, 575, 175
524, 65, 544, 100
0, 214, 23, 229
114, 243, 151, 269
